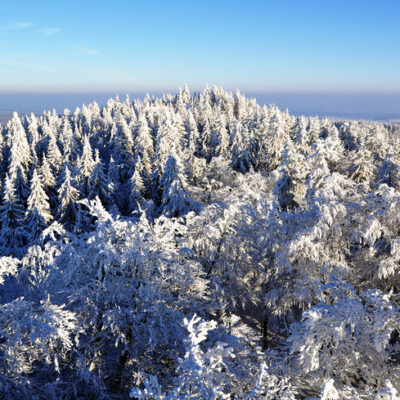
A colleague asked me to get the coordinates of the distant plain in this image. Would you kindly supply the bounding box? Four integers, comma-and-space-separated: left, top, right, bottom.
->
1, 92, 400, 123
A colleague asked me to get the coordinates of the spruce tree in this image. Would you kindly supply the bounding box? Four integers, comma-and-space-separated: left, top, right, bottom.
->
46, 133, 62, 170
0, 175, 26, 256
26, 168, 52, 229
134, 115, 154, 190
11, 166, 30, 205
129, 158, 145, 212
60, 117, 78, 164
40, 154, 56, 189
27, 113, 40, 147
88, 150, 112, 206
78, 135, 95, 196
159, 153, 192, 217
58, 164, 79, 227
6, 112, 31, 169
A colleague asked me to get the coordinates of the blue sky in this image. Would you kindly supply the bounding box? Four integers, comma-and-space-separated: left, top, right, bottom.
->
0, 0, 400, 93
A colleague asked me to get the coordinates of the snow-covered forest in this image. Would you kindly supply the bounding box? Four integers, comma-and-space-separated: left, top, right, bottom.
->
0, 86, 399, 399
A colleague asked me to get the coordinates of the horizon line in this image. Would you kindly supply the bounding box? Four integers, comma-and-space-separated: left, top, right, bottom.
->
1, 89, 400, 96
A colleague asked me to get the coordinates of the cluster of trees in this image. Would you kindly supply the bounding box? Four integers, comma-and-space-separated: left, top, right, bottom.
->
0, 86, 399, 399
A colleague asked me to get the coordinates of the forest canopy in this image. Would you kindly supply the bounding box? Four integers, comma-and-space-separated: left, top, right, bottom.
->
0, 86, 399, 399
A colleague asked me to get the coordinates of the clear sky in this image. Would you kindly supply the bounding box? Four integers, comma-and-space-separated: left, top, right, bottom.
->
0, 0, 400, 93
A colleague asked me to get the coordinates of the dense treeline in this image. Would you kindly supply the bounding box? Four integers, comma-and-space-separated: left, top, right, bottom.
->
0, 86, 399, 399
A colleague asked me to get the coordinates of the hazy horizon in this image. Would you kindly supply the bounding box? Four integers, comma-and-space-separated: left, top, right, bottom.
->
1, 91, 400, 123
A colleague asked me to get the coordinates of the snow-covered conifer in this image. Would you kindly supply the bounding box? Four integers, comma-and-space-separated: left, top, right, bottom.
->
0, 88, 398, 399
26, 168, 52, 224
159, 153, 192, 217
377, 149, 400, 189
129, 158, 145, 212
47, 133, 63, 172
134, 114, 154, 187
0, 175, 26, 255
88, 150, 112, 206
78, 135, 95, 195
58, 164, 79, 226
40, 153, 56, 189
6, 112, 31, 168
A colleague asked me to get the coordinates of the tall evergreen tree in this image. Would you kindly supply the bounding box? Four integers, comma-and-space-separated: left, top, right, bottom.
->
6, 112, 31, 169
11, 166, 30, 205
129, 158, 145, 212
78, 135, 96, 196
0, 175, 26, 256
134, 115, 154, 190
60, 117, 78, 164
58, 164, 79, 227
159, 153, 192, 217
88, 150, 112, 206
26, 168, 52, 226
